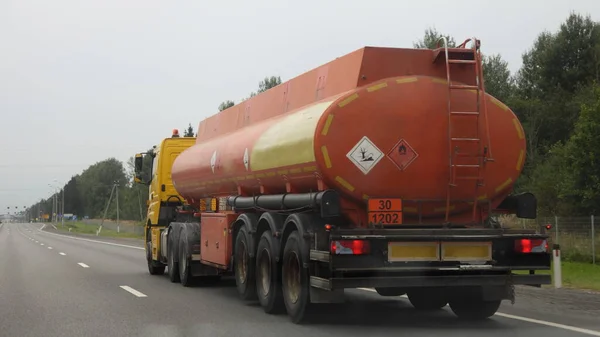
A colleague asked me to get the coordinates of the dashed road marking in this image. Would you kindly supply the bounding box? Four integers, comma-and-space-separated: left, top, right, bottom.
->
59, 252, 66, 256
120, 286, 147, 298
77, 263, 90, 268
40, 243, 44, 246
47, 247, 53, 250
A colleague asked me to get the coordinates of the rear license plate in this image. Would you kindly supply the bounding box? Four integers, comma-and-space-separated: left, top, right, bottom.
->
388, 242, 440, 262
441, 242, 492, 261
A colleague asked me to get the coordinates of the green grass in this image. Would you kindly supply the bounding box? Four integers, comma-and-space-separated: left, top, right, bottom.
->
515, 261, 600, 292
57, 222, 144, 240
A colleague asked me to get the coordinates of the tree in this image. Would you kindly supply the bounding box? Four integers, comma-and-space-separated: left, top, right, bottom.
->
218, 100, 235, 111
184, 123, 194, 137
482, 54, 514, 103
413, 27, 456, 49
247, 76, 282, 98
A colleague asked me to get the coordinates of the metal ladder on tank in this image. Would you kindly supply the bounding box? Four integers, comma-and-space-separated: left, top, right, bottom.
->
435, 37, 493, 224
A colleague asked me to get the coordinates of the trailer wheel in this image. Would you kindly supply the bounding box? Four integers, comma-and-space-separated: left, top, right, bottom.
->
256, 230, 285, 314
408, 289, 448, 310
234, 226, 257, 301
179, 234, 193, 287
147, 241, 165, 275
167, 234, 180, 283
375, 287, 406, 297
449, 298, 501, 320
281, 230, 310, 324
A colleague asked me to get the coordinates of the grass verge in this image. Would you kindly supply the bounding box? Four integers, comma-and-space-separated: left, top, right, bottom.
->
56, 221, 144, 240
515, 261, 600, 292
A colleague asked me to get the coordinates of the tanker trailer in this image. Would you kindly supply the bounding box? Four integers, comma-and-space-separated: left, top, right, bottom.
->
134, 37, 551, 324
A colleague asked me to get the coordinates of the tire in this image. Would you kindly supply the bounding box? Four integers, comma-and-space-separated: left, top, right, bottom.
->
281, 231, 310, 324
375, 287, 406, 297
147, 241, 165, 275
408, 289, 448, 310
256, 230, 285, 314
179, 234, 193, 287
167, 232, 180, 283
234, 226, 257, 301
449, 298, 501, 320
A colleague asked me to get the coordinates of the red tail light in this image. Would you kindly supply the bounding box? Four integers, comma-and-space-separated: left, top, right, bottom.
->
515, 239, 548, 253
331, 240, 371, 255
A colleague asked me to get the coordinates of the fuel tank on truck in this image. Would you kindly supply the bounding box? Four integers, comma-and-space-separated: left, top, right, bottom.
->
172, 46, 526, 224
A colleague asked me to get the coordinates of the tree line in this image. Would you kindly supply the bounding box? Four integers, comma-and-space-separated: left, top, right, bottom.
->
27, 76, 282, 222
28, 12, 600, 221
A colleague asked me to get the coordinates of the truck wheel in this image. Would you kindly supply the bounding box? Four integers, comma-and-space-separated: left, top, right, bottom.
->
179, 235, 193, 287
449, 298, 501, 320
167, 241, 180, 283
234, 226, 257, 301
147, 241, 165, 275
408, 289, 448, 310
281, 230, 310, 324
375, 287, 406, 297
256, 230, 285, 314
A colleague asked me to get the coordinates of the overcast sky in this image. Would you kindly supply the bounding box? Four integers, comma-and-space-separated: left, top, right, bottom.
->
1, 0, 599, 213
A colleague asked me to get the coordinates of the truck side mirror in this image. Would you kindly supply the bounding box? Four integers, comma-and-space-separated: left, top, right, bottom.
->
134, 154, 144, 184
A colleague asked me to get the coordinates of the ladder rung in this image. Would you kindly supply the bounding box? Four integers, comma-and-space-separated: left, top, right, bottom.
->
455, 176, 481, 181
452, 164, 481, 168
450, 84, 479, 90
451, 137, 480, 142
448, 59, 476, 65
455, 153, 482, 158
451, 111, 479, 116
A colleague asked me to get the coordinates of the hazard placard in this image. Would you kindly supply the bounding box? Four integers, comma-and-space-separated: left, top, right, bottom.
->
387, 139, 418, 171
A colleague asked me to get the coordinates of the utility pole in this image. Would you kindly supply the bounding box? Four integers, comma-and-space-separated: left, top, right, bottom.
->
61, 187, 65, 227
116, 183, 120, 233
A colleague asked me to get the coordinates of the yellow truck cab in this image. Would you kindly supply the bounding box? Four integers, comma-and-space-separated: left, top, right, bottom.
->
134, 129, 196, 275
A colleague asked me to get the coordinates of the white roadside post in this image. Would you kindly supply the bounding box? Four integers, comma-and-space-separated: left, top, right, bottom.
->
552, 244, 562, 289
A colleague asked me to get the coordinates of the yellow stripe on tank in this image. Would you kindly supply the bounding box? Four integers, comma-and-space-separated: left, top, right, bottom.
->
516, 150, 524, 171
367, 82, 388, 92
250, 100, 334, 171
396, 77, 418, 84
321, 114, 334, 136
338, 93, 358, 108
513, 119, 524, 140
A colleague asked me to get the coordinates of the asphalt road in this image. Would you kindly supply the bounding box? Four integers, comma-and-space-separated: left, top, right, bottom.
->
1, 222, 599, 337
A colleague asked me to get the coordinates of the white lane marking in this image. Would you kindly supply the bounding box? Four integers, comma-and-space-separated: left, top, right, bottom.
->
47, 247, 53, 250
37, 228, 144, 250
496, 313, 600, 336
358, 288, 600, 335
35, 241, 39, 243
59, 252, 66, 256
120, 286, 147, 298
40, 243, 44, 246
52, 225, 57, 230
40, 224, 46, 230
77, 263, 90, 268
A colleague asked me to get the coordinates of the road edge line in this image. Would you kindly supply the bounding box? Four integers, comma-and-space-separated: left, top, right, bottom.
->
35, 226, 144, 250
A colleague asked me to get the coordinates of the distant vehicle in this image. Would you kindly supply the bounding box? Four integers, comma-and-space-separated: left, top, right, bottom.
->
134, 37, 551, 324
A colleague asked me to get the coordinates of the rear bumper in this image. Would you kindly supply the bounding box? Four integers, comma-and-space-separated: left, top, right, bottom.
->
310, 274, 551, 290
310, 227, 552, 291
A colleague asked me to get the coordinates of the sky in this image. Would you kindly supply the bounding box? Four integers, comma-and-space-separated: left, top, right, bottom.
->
1, 0, 600, 213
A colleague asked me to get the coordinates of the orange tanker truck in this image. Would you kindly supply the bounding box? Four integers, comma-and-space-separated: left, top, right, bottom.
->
133, 38, 551, 323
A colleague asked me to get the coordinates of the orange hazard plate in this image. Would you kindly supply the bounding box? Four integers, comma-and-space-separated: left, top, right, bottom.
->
369, 211, 403, 225
368, 198, 403, 212
368, 198, 403, 225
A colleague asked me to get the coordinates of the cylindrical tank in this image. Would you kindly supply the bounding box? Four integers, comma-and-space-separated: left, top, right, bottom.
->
172, 75, 526, 222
